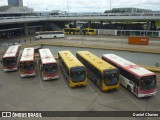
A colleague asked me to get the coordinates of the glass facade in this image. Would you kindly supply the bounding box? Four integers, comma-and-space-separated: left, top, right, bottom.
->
105, 8, 152, 13
117, 30, 160, 37
8, 0, 23, 7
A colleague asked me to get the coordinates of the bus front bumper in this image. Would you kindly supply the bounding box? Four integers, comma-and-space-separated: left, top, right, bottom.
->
43, 76, 59, 80
102, 83, 120, 91
137, 91, 156, 98
20, 73, 36, 78
4, 67, 18, 72
69, 80, 87, 88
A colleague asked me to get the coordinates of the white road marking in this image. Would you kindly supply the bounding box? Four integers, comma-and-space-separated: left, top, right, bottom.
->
88, 82, 128, 105
119, 89, 144, 111
37, 65, 44, 89
59, 72, 72, 97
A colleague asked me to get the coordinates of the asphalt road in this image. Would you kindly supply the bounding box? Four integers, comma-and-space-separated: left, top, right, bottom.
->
0, 35, 160, 120
0, 61, 160, 120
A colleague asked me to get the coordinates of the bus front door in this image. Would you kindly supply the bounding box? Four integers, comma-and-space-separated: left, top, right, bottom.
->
133, 84, 138, 95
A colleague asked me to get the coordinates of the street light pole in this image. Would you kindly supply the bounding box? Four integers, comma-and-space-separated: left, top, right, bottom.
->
110, 0, 111, 11
67, 0, 69, 13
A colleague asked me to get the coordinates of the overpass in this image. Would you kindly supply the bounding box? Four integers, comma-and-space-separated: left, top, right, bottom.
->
1, 12, 160, 24
0, 12, 160, 38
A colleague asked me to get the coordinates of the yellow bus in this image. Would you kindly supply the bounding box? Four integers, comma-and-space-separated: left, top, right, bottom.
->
82, 28, 96, 35
64, 28, 97, 35
76, 51, 119, 91
58, 50, 87, 87
64, 28, 80, 35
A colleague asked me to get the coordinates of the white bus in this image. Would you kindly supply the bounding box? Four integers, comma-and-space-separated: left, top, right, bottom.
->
2, 45, 20, 72
102, 54, 156, 98
35, 31, 64, 39
19, 47, 36, 77
39, 48, 58, 80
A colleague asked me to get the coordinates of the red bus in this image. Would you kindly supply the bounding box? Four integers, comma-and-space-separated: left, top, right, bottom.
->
19, 47, 36, 77
39, 48, 58, 80
2, 45, 20, 72
102, 54, 156, 97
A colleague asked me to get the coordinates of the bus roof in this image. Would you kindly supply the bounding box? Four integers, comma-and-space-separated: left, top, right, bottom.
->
36, 31, 64, 34
102, 54, 155, 77
3, 45, 20, 58
83, 28, 95, 30
58, 50, 84, 68
76, 51, 115, 73
20, 47, 34, 62
64, 28, 80, 30
39, 48, 56, 64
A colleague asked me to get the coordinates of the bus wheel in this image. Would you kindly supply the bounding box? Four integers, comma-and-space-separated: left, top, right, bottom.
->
40, 37, 42, 39
54, 36, 56, 39
127, 85, 131, 92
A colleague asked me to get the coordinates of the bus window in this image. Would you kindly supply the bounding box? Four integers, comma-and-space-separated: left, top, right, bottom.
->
58, 32, 64, 34
140, 76, 156, 90
42, 64, 58, 74
89, 30, 94, 32
103, 70, 119, 86
3, 57, 16, 66
82, 30, 87, 32
70, 67, 86, 82
20, 63, 35, 71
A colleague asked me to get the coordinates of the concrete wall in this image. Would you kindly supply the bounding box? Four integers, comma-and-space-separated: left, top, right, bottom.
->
48, 23, 62, 31
42, 45, 160, 67
97, 29, 117, 35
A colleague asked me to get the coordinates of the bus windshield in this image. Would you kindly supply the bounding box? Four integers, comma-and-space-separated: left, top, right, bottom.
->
20, 62, 35, 71
140, 76, 156, 90
70, 67, 86, 82
103, 70, 119, 86
42, 64, 58, 74
3, 57, 16, 66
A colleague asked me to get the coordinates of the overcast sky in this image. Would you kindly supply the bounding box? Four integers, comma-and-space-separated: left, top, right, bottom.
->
0, 0, 160, 12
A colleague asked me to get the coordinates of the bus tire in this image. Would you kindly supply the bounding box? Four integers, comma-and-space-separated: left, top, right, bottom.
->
127, 85, 131, 92
54, 36, 56, 39
40, 37, 42, 39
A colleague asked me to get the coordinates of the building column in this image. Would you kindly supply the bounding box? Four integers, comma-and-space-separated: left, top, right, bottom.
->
24, 23, 28, 36
45, 22, 49, 31
100, 21, 103, 29
73, 21, 76, 27
146, 21, 150, 30
88, 21, 91, 28
150, 21, 156, 30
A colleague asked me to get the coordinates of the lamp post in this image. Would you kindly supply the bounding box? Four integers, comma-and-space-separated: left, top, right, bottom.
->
110, 0, 111, 11
67, 0, 69, 13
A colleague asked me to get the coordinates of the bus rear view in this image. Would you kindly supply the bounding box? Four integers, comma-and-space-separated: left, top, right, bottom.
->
2, 45, 20, 72
39, 48, 58, 80
19, 48, 36, 77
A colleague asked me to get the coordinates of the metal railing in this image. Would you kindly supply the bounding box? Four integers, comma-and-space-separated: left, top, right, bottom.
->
1, 12, 160, 20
